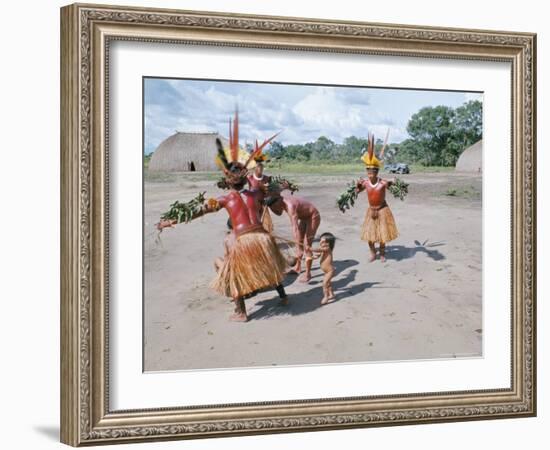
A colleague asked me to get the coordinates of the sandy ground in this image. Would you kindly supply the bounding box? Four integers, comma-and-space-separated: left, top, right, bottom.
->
143, 171, 482, 371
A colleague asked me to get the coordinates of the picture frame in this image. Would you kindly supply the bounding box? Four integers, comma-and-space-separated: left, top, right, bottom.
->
60, 2, 536, 446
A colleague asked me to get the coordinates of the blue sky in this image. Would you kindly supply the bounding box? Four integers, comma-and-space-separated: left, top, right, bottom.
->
144, 78, 482, 154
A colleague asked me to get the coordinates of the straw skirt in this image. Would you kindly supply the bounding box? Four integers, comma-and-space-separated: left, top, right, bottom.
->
261, 207, 274, 234
360, 206, 399, 243
211, 226, 287, 298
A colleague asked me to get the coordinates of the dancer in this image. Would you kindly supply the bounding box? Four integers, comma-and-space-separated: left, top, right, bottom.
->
247, 154, 271, 191
157, 111, 287, 322
266, 193, 321, 283
356, 132, 399, 262
247, 145, 274, 233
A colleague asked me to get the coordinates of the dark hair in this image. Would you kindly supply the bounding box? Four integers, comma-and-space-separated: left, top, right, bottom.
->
226, 218, 233, 230
224, 162, 247, 190
216, 177, 230, 190
264, 195, 282, 207
319, 232, 336, 250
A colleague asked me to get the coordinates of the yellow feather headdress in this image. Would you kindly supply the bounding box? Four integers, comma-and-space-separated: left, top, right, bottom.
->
361, 129, 390, 169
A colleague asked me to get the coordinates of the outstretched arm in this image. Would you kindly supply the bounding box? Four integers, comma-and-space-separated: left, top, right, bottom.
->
156, 218, 177, 230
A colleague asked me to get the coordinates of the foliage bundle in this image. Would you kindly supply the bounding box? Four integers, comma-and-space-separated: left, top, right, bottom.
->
388, 178, 409, 200
337, 180, 360, 213
267, 176, 299, 194
160, 192, 207, 224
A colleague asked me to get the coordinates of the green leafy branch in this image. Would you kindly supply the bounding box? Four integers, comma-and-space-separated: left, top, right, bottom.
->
160, 192, 207, 224
337, 179, 360, 213
388, 178, 409, 201
268, 176, 300, 194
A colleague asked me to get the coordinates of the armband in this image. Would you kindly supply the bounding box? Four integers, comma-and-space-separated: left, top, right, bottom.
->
207, 198, 220, 210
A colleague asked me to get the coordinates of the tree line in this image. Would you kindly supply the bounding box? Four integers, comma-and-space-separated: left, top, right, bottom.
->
267, 100, 482, 167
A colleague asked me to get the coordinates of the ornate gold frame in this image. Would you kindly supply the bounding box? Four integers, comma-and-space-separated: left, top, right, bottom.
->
60, 3, 536, 446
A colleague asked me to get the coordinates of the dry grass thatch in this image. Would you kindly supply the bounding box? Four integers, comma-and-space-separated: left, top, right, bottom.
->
149, 132, 229, 172
456, 139, 482, 173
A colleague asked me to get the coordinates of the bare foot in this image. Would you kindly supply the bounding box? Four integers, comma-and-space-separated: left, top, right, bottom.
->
328, 293, 336, 301
380, 255, 386, 262
229, 312, 248, 322
369, 252, 376, 262
320, 297, 329, 305
278, 296, 289, 306
299, 273, 312, 283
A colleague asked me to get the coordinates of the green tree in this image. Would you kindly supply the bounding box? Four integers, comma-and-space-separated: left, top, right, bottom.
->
404, 100, 482, 166
310, 136, 336, 160
406, 105, 456, 166
341, 135, 369, 161
453, 100, 483, 148
262, 99, 482, 166
268, 141, 285, 159
284, 143, 311, 161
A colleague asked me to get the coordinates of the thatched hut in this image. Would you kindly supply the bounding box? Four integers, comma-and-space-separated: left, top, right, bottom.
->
456, 139, 482, 173
148, 132, 228, 172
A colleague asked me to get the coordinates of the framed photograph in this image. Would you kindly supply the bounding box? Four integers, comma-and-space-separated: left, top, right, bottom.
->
60, 3, 536, 446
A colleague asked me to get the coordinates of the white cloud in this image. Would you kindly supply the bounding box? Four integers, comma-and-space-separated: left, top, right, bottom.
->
144, 79, 478, 152
292, 87, 398, 143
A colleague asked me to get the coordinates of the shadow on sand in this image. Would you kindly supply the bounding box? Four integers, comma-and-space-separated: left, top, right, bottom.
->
385, 240, 446, 262
248, 266, 380, 321
304, 258, 359, 282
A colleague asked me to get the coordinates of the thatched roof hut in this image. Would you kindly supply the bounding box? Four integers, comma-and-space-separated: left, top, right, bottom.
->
456, 139, 482, 173
148, 132, 228, 172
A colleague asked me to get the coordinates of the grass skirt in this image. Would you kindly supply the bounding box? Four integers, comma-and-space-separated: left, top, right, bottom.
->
211, 226, 287, 298
360, 206, 399, 243
261, 207, 274, 234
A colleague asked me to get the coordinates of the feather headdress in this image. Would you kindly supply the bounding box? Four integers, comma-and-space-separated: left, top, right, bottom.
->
215, 110, 254, 172
361, 129, 390, 169
245, 132, 280, 166
215, 109, 280, 172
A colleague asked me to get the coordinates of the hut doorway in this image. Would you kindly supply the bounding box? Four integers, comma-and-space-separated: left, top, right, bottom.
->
188, 161, 196, 172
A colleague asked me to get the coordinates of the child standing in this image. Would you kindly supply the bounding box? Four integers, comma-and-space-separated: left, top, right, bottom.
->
312, 232, 336, 305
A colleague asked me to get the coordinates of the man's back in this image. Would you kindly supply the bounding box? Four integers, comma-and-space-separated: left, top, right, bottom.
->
284, 195, 318, 220
220, 189, 264, 235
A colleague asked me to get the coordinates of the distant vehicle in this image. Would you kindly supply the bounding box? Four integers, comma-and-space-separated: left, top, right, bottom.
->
387, 163, 410, 174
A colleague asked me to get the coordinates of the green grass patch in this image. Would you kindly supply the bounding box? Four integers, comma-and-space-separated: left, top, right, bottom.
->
144, 163, 458, 183
144, 170, 220, 183
269, 162, 363, 175
270, 161, 454, 175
